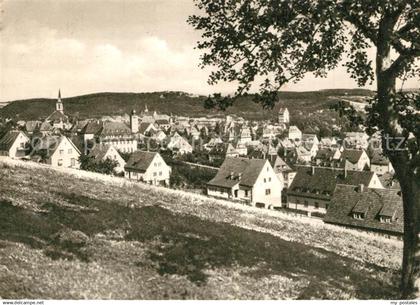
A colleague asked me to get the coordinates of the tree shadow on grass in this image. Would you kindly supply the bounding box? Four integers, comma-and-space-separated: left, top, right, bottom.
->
0, 194, 399, 299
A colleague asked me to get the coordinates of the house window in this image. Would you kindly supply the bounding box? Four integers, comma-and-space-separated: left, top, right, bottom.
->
153, 172, 157, 177
159, 171, 162, 176
245, 190, 249, 197
269, 177, 271, 182
265, 189, 271, 195
264, 178, 266, 183
304, 201, 309, 207
58, 159, 63, 166
71, 158, 76, 167
59, 150, 64, 155
314, 202, 319, 209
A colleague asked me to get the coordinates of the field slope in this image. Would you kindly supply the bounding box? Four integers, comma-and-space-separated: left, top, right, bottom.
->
0, 158, 401, 299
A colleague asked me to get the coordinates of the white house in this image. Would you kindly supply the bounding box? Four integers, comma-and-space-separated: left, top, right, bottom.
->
207, 157, 282, 209
370, 150, 394, 176
340, 149, 370, 171
0, 130, 30, 158
36, 136, 81, 168
288, 125, 302, 141
89, 144, 126, 173
278, 107, 290, 124
124, 151, 171, 186
167, 132, 193, 155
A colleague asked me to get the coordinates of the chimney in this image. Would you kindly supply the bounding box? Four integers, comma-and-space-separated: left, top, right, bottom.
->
358, 184, 364, 192
230, 171, 235, 179
238, 173, 242, 180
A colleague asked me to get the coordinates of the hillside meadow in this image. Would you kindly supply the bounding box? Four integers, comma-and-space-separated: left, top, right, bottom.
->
0, 157, 402, 299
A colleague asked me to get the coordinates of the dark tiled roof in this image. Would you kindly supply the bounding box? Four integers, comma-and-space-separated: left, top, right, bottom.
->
138, 122, 153, 134
0, 130, 26, 151
378, 173, 400, 190
324, 185, 403, 235
209, 143, 236, 156
288, 166, 375, 201
99, 121, 132, 136
315, 148, 336, 161
207, 157, 268, 188
155, 119, 170, 125
370, 150, 390, 165
46, 110, 68, 122
124, 151, 157, 173
81, 121, 103, 134
340, 149, 365, 164
89, 145, 112, 160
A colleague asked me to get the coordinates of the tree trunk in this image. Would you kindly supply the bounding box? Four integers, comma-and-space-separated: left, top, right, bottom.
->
376, 36, 420, 298
391, 158, 420, 299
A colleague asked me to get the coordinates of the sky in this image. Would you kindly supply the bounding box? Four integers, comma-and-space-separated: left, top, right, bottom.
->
1, 0, 418, 102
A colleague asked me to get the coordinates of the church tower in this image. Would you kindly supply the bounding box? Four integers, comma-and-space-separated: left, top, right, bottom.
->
130, 109, 139, 133
56, 89, 64, 113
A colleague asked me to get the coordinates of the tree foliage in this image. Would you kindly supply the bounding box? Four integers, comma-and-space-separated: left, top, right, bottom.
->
189, 0, 420, 298
188, 0, 419, 107
79, 155, 119, 175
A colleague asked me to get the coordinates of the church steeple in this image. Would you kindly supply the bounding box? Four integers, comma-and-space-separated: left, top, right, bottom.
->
56, 89, 64, 113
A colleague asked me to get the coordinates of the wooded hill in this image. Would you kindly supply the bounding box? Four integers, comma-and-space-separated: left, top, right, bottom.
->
0, 89, 374, 121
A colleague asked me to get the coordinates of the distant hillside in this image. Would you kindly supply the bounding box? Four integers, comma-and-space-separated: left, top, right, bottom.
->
0, 158, 401, 299
0, 89, 374, 121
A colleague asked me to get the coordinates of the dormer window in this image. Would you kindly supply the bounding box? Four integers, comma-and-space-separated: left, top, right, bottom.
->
379, 216, 392, 223
352, 212, 365, 220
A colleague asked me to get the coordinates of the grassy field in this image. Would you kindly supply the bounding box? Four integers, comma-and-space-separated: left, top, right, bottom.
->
0, 158, 402, 299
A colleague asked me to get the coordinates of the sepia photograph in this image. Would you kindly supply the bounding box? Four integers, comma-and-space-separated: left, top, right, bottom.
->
0, 0, 419, 302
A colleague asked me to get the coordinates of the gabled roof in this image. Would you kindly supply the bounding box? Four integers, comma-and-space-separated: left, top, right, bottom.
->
302, 133, 318, 142
71, 120, 89, 132
138, 122, 154, 134
34, 136, 81, 156
89, 144, 113, 160
124, 151, 157, 173
370, 150, 390, 165
81, 121, 103, 134
270, 156, 292, 174
0, 130, 28, 151
98, 121, 131, 136
210, 143, 237, 156
46, 110, 68, 122
288, 166, 376, 201
324, 185, 403, 235
341, 149, 365, 164
207, 157, 267, 188
315, 148, 336, 161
